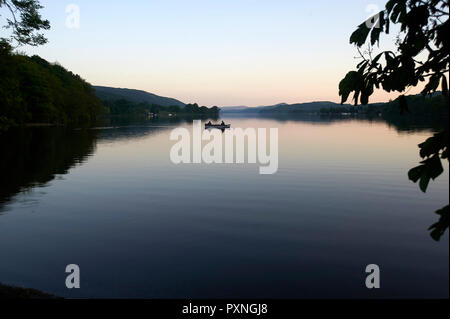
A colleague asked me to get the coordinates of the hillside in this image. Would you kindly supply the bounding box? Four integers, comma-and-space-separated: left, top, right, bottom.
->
221, 101, 347, 113
94, 86, 185, 107
260, 101, 345, 113
221, 94, 448, 116
0, 45, 103, 127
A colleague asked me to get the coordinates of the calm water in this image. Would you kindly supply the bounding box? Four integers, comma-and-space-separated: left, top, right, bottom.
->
0, 115, 448, 298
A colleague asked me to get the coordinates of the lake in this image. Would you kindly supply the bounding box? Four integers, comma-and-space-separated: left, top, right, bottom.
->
0, 115, 448, 298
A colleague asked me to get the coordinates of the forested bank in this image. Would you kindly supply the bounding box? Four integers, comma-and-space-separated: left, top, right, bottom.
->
102, 99, 220, 118
319, 94, 448, 117
0, 43, 103, 129
0, 47, 219, 130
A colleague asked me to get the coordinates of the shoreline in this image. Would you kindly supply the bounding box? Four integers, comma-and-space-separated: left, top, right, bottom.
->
0, 283, 58, 299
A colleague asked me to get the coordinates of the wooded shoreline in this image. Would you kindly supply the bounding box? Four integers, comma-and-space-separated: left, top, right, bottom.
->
0, 283, 57, 299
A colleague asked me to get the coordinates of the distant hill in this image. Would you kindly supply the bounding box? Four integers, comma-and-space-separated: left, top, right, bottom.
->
221, 94, 446, 114
221, 101, 348, 113
94, 86, 185, 107
260, 101, 345, 113
220, 106, 250, 112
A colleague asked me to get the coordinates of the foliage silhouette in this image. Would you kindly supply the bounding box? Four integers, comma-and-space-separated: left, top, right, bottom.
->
0, 0, 50, 47
0, 48, 103, 127
340, 0, 449, 240
102, 99, 220, 117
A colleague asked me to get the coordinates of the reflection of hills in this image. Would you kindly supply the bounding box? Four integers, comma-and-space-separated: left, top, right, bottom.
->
0, 119, 192, 213
380, 113, 448, 133
1, 113, 446, 214
96, 125, 174, 143
0, 128, 98, 212
223, 113, 448, 133
96, 117, 187, 143
96, 116, 220, 142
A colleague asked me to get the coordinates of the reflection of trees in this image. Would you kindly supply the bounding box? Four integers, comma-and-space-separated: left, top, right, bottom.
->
380, 113, 448, 134
1, 114, 447, 239
96, 116, 218, 142
231, 113, 448, 134
96, 124, 174, 143
0, 128, 98, 211
101, 114, 219, 128
0, 116, 212, 211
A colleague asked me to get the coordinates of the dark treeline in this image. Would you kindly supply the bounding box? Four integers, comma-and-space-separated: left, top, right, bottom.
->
320, 94, 448, 117
102, 99, 181, 116
1, 47, 220, 129
319, 106, 364, 114
0, 43, 103, 128
184, 103, 220, 115
102, 99, 220, 117
369, 94, 448, 117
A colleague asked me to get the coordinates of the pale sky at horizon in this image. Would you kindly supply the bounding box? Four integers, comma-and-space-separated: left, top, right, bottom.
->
7, 0, 426, 107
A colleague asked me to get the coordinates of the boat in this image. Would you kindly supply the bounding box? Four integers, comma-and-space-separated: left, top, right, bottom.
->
205, 122, 231, 129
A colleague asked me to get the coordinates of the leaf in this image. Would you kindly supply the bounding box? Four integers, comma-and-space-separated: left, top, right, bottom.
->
385, 0, 397, 14
340, 92, 350, 105
435, 19, 449, 49
357, 60, 368, 69
428, 205, 449, 241
384, 52, 397, 69
422, 75, 440, 95
350, 23, 371, 47
442, 75, 448, 97
353, 90, 360, 106
409, 129, 448, 194
423, 155, 444, 180
390, 1, 406, 24
408, 165, 423, 183
385, 15, 390, 34
372, 52, 383, 65
370, 27, 382, 46
398, 94, 408, 114
360, 92, 369, 105
409, 155, 444, 193
339, 71, 364, 104
360, 79, 374, 105
418, 131, 448, 159
406, 5, 429, 27
369, 11, 385, 45
442, 148, 448, 160
419, 173, 431, 192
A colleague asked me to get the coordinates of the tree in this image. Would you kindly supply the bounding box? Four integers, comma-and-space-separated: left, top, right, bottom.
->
1, 52, 103, 126
0, 0, 50, 47
339, 0, 448, 240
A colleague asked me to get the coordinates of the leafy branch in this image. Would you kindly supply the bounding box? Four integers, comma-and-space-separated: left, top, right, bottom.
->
0, 0, 50, 47
339, 0, 449, 240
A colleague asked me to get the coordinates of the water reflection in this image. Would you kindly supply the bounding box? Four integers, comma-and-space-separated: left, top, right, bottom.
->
226, 113, 448, 133
0, 114, 447, 298
0, 114, 447, 214
0, 128, 97, 212
0, 115, 223, 211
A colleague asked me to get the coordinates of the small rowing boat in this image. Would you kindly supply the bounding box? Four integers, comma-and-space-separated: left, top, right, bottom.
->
205, 122, 231, 129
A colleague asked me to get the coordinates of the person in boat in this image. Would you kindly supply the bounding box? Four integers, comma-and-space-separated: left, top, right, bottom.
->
207, 121, 212, 125
221, 121, 225, 126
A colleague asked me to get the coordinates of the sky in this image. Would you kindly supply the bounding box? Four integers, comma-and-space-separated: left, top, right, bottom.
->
5, 0, 426, 106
